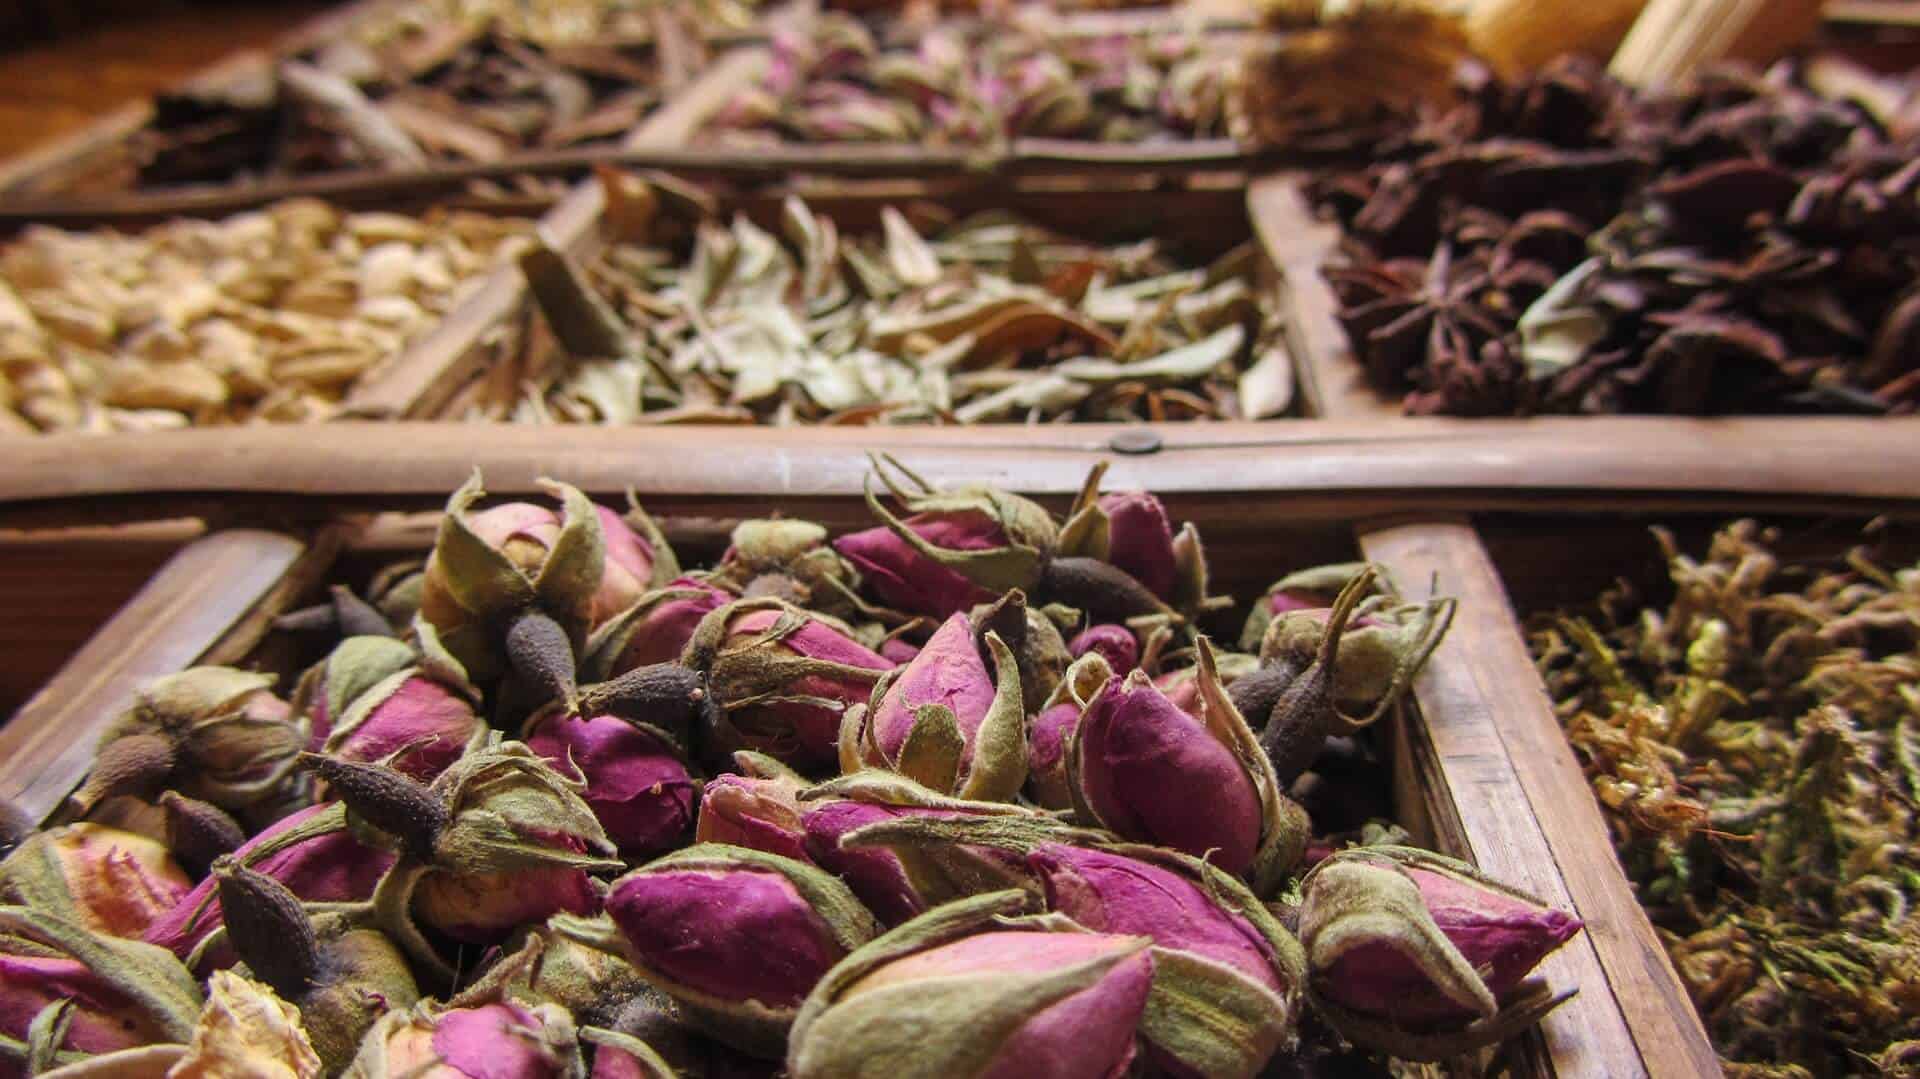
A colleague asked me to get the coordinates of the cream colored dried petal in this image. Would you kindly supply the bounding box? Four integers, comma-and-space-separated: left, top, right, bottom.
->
358, 243, 416, 297
346, 212, 428, 245
170, 971, 322, 1079
108, 408, 193, 434
28, 295, 116, 349
103, 359, 229, 412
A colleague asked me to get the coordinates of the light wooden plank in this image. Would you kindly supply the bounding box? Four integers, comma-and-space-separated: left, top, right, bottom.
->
1359, 520, 1722, 1079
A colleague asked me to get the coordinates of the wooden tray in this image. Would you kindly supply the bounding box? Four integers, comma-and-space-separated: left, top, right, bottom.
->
0, 487, 1714, 1077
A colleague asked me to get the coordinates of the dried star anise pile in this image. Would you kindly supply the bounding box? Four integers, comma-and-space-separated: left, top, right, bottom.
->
1312, 58, 1920, 416
1532, 520, 1920, 1073
0, 464, 1586, 1077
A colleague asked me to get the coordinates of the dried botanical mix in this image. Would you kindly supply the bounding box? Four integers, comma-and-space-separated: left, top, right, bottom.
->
1305, 58, 1920, 416
0, 462, 1582, 1075
701, 12, 1242, 147
0, 200, 529, 434
1532, 520, 1920, 1073
458, 176, 1294, 424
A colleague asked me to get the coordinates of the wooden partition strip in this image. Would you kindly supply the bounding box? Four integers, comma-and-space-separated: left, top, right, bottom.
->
1358, 520, 1722, 1078
0, 529, 335, 825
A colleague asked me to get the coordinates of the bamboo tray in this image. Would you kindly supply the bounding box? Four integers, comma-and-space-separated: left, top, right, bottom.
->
0, 486, 1729, 1077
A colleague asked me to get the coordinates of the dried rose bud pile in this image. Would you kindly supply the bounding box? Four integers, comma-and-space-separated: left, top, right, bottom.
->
701, 13, 1241, 147
1309, 58, 1920, 416
1532, 520, 1920, 1073
0, 462, 1581, 1076
0, 200, 529, 434
472, 177, 1294, 425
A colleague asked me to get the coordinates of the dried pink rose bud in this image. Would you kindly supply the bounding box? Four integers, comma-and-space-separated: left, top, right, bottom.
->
706, 519, 860, 622
848, 612, 1026, 801
1299, 846, 1582, 1061
1096, 491, 1178, 600
1026, 653, 1112, 810
524, 709, 697, 859
297, 637, 485, 781
1068, 624, 1138, 673
78, 668, 307, 813
687, 601, 893, 772
346, 999, 581, 1078
571, 845, 879, 1058
787, 891, 1154, 1079
587, 580, 732, 677
413, 854, 602, 946
0, 907, 202, 1072
145, 803, 393, 966
800, 800, 931, 926
1074, 669, 1263, 873
694, 765, 810, 865
0, 823, 191, 939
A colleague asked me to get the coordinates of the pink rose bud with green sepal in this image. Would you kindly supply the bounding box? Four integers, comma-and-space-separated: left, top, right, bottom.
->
587, 580, 731, 677
413, 838, 604, 945
1299, 846, 1582, 1062
1096, 491, 1178, 600
833, 512, 1003, 618
524, 709, 697, 859
297, 636, 486, 781
1068, 624, 1138, 673
145, 802, 393, 966
847, 612, 1026, 801
562, 844, 880, 1059
695, 772, 811, 865
346, 998, 582, 1078
787, 890, 1153, 1079
1026, 652, 1112, 810
0, 824, 190, 940
800, 801, 935, 926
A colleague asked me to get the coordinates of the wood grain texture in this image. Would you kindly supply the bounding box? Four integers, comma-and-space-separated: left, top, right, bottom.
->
1247, 172, 1398, 422
0, 529, 327, 825
1359, 520, 1722, 1079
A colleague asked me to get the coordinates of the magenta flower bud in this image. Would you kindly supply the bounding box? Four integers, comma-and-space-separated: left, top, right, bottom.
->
847, 613, 1025, 802
833, 514, 1002, 619
595, 506, 667, 626
1025, 700, 1082, 811
579, 845, 879, 1057
524, 710, 697, 859
1068, 624, 1138, 672
324, 672, 485, 782
695, 771, 811, 865
878, 637, 921, 664
1299, 847, 1582, 1060
349, 999, 581, 1078
788, 892, 1154, 1079
144, 803, 392, 965
0, 953, 171, 1061
1074, 669, 1263, 874
0, 907, 202, 1073
1030, 844, 1289, 996
590, 579, 731, 677
695, 603, 893, 771
801, 800, 933, 926
1097, 491, 1178, 600
422, 495, 665, 633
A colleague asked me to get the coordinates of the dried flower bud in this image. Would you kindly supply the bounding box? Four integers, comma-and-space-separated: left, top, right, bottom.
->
297, 637, 486, 781
1055, 463, 1222, 625
344, 999, 582, 1079
1071, 643, 1307, 891
787, 890, 1154, 1079
0, 824, 190, 940
834, 459, 1058, 619
524, 709, 698, 859
1298, 846, 1581, 1061
568, 844, 880, 1058
847, 613, 1026, 801
1237, 563, 1367, 651
586, 580, 731, 678
492, 924, 646, 1017
159, 794, 246, 878
145, 803, 393, 966
694, 766, 810, 865
687, 600, 892, 771
0, 906, 203, 1071
707, 519, 859, 619
170, 971, 322, 1079
80, 668, 306, 813
1068, 624, 1138, 673
1026, 653, 1113, 810
1095, 490, 1179, 599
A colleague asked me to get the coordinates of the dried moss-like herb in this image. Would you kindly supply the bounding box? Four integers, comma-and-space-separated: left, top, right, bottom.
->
1531, 520, 1920, 1073
470, 182, 1293, 425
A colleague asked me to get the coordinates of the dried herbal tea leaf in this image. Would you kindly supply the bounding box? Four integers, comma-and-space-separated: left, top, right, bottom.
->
493, 183, 1294, 425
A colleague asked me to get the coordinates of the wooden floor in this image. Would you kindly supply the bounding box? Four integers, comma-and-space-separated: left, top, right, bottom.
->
0, 0, 329, 161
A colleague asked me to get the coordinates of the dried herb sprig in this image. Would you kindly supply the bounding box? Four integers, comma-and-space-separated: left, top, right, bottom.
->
1532, 520, 1920, 1072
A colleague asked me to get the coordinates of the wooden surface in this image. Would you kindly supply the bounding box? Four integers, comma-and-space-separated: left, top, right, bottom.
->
1247, 172, 1399, 422
0, 529, 331, 825
1359, 521, 1722, 1077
